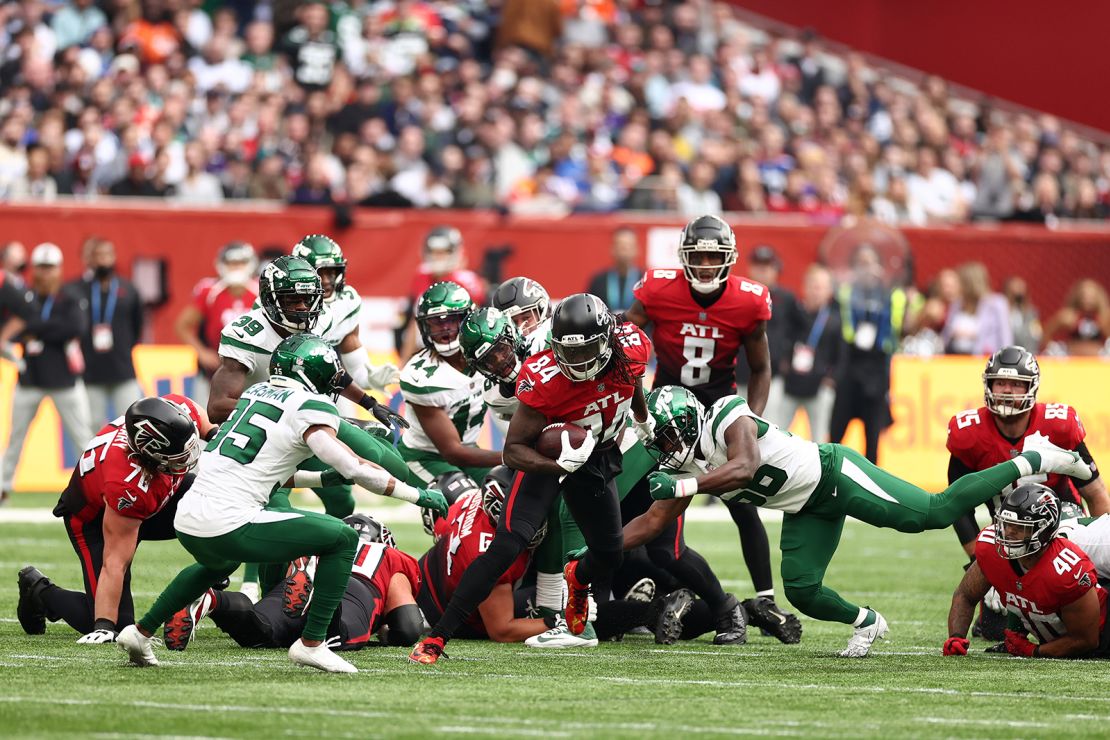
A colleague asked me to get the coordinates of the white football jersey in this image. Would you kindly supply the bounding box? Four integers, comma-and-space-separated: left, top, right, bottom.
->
175, 382, 340, 537
678, 395, 823, 514
1058, 514, 1110, 581
218, 308, 286, 387
316, 285, 361, 346
398, 349, 486, 453
483, 320, 551, 427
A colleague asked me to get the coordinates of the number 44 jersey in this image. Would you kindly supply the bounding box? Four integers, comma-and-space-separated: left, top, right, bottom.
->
634, 269, 771, 402
175, 382, 341, 537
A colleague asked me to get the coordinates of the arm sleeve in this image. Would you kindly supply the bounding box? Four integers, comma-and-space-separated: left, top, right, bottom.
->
1074, 441, 1101, 488
341, 348, 370, 389
305, 427, 363, 480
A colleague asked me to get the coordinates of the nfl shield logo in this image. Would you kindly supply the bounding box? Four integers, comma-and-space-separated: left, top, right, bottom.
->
597, 383, 605, 392
698, 312, 707, 320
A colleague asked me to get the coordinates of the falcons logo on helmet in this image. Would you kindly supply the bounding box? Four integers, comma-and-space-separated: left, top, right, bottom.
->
133, 419, 171, 454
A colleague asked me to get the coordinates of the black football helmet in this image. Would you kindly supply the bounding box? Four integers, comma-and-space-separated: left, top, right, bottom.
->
124, 397, 200, 475
422, 471, 480, 536
343, 513, 397, 549
422, 226, 463, 274
481, 466, 546, 549
994, 484, 1060, 560
679, 214, 737, 294
550, 293, 614, 382
491, 277, 551, 335
982, 345, 1040, 417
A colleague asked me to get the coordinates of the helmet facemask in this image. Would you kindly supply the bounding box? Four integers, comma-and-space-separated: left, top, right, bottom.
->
316, 263, 346, 303
472, 334, 524, 383
551, 331, 612, 382
984, 374, 1038, 417
419, 312, 468, 356
646, 387, 704, 470
680, 243, 737, 294
994, 490, 1059, 560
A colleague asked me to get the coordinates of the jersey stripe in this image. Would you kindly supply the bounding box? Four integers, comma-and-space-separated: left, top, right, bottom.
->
220, 336, 271, 354
400, 380, 456, 395
299, 399, 339, 416
711, 398, 747, 440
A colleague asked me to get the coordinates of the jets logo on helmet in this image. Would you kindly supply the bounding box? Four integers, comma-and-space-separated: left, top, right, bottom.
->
460, 307, 526, 383
259, 255, 323, 332
292, 234, 347, 302
269, 333, 346, 400
646, 385, 705, 470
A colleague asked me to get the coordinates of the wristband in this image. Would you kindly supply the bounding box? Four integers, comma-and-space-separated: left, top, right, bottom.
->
675, 478, 699, 498
293, 470, 323, 488
203, 425, 220, 442
356, 393, 377, 412
389, 480, 421, 504
93, 618, 117, 633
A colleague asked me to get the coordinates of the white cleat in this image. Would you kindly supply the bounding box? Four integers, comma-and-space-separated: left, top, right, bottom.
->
1023, 436, 1093, 481
525, 619, 599, 649
623, 578, 656, 603
288, 638, 358, 673
839, 612, 888, 658
117, 624, 160, 667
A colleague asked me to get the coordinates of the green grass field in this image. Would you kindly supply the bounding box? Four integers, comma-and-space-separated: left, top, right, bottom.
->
3, 507, 1109, 739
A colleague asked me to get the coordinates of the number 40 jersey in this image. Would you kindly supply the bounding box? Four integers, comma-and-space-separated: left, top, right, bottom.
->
634, 269, 771, 404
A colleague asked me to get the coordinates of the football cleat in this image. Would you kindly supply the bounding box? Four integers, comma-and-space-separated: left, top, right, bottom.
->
972, 602, 1007, 641
839, 611, 888, 658
623, 577, 656, 603
1023, 436, 1092, 480
409, 636, 448, 665
712, 595, 748, 645
117, 624, 160, 667
743, 597, 802, 644
281, 557, 314, 618
526, 618, 599, 648
164, 589, 217, 651
655, 588, 695, 645
289, 638, 357, 673
17, 566, 51, 635
563, 561, 591, 636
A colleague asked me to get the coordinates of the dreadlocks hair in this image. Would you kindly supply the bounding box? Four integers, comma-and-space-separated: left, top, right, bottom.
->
602, 314, 646, 387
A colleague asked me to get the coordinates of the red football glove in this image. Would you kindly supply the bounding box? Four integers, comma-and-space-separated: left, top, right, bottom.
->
1004, 629, 1037, 658
942, 636, 970, 656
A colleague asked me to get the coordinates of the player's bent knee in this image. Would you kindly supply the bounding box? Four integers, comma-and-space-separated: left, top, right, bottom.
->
645, 542, 680, 568
383, 604, 424, 646
591, 544, 624, 572
782, 583, 821, 614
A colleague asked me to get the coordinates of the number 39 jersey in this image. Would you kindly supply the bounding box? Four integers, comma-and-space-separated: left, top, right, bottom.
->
634, 270, 771, 404
976, 526, 1107, 644
218, 307, 286, 388
516, 323, 651, 444
676, 395, 822, 514
175, 382, 341, 537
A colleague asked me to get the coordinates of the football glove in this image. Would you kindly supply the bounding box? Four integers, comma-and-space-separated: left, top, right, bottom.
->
942, 636, 969, 656
366, 364, 400, 392
983, 587, 1004, 614
556, 430, 596, 474
1004, 629, 1037, 658
371, 400, 410, 433
77, 628, 117, 644
631, 414, 656, 444
565, 546, 587, 562
416, 487, 449, 518
648, 471, 679, 500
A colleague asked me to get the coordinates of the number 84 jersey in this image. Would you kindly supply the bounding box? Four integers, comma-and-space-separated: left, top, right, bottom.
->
634, 270, 771, 402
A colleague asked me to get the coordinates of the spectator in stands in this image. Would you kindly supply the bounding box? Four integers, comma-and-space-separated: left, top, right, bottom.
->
586, 227, 642, 313
281, 1, 340, 91
0, 243, 93, 503
1001, 276, 1042, 352
8, 143, 56, 201
676, 159, 722, 216
51, 0, 108, 50
1042, 278, 1110, 357
108, 154, 163, 198
497, 0, 562, 62
68, 238, 143, 426
941, 261, 1012, 355
172, 143, 223, 204
907, 146, 965, 222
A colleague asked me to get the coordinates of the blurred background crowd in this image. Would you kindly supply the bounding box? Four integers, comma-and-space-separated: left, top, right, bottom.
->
1, 0, 1109, 223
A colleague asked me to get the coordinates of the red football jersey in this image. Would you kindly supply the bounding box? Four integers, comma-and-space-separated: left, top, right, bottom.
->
633, 269, 771, 401
63, 394, 203, 525
947, 403, 1087, 506
350, 541, 421, 599
410, 269, 486, 307
976, 526, 1107, 643
516, 323, 651, 444
419, 490, 529, 637
191, 278, 259, 350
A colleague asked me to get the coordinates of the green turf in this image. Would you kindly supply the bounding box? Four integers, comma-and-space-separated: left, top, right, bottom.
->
2, 516, 1109, 739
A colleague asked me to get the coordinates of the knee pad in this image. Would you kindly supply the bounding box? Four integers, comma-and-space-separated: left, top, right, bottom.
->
783, 582, 821, 612
383, 603, 425, 646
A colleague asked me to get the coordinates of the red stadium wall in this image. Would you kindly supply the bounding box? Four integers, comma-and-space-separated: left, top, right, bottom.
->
729, 0, 1110, 134
0, 203, 1107, 343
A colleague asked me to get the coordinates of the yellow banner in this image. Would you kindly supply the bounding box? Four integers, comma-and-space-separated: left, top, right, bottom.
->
2, 350, 1107, 494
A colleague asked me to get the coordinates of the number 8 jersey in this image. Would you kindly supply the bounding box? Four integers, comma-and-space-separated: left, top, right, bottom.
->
634, 269, 771, 404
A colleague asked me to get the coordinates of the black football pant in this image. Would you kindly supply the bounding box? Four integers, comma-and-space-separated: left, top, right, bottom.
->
429, 447, 625, 642
829, 370, 891, 464
40, 476, 191, 634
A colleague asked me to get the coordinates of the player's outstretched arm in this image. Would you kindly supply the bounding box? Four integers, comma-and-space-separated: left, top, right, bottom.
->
1035, 589, 1101, 658
623, 299, 649, 328
622, 498, 692, 550
1077, 475, 1109, 517
207, 357, 249, 423
741, 322, 771, 416
946, 560, 990, 652
690, 416, 762, 496
85, 507, 142, 640
409, 402, 503, 469
503, 403, 569, 477
477, 583, 549, 643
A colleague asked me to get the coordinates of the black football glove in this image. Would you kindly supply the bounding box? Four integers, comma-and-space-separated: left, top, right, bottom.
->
371, 400, 410, 433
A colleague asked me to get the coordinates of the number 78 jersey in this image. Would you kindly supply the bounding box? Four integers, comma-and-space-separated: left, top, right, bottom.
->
634, 269, 771, 401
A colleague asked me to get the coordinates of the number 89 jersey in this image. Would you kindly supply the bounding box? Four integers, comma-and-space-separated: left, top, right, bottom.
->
516, 322, 651, 444
634, 269, 771, 404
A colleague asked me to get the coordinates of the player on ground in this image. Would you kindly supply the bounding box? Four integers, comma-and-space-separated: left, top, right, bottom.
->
17, 395, 212, 643
624, 214, 798, 641
164, 514, 423, 651
116, 334, 442, 673
410, 294, 654, 664
398, 281, 501, 486
945, 485, 1109, 659
615, 385, 1093, 657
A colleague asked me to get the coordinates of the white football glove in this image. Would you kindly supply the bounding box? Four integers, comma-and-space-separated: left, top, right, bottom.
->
555, 430, 596, 474
631, 414, 656, 444
983, 586, 1004, 614
366, 364, 400, 392
587, 594, 598, 623
76, 628, 117, 644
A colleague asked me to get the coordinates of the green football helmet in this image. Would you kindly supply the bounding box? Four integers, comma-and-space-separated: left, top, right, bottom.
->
416, 281, 473, 356
269, 333, 346, 400
292, 234, 347, 302
259, 255, 323, 332
460, 307, 527, 383
646, 386, 706, 470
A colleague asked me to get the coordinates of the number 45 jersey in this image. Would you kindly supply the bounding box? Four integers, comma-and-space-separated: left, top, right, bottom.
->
175, 382, 341, 537
634, 270, 771, 404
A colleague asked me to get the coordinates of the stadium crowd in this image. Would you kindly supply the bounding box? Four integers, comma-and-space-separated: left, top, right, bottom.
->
1, 0, 1108, 223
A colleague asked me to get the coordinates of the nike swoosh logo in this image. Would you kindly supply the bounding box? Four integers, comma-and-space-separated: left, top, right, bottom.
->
1074, 569, 1086, 581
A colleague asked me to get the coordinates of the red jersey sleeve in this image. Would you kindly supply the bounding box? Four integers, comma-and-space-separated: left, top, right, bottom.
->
102, 478, 157, 520
946, 409, 986, 468
615, 322, 652, 377
515, 353, 555, 416
1041, 404, 1087, 450
191, 279, 213, 310
728, 279, 773, 332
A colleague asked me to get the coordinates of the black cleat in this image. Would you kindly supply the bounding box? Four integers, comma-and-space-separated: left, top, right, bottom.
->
654, 588, 695, 645
972, 603, 1007, 641
17, 566, 51, 635
712, 594, 748, 645
742, 597, 802, 644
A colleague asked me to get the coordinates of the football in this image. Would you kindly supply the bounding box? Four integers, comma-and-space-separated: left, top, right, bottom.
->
535, 423, 589, 459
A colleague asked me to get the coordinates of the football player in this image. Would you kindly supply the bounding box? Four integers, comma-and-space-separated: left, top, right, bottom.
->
17, 395, 212, 643
410, 294, 654, 664
612, 385, 1092, 657
164, 514, 423, 651
398, 282, 501, 485
945, 485, 1108, 659
116, 334, 444, 673
624, 214, 798, 641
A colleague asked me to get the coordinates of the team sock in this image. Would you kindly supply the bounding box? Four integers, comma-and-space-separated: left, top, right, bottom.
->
853, 608, 877, 628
